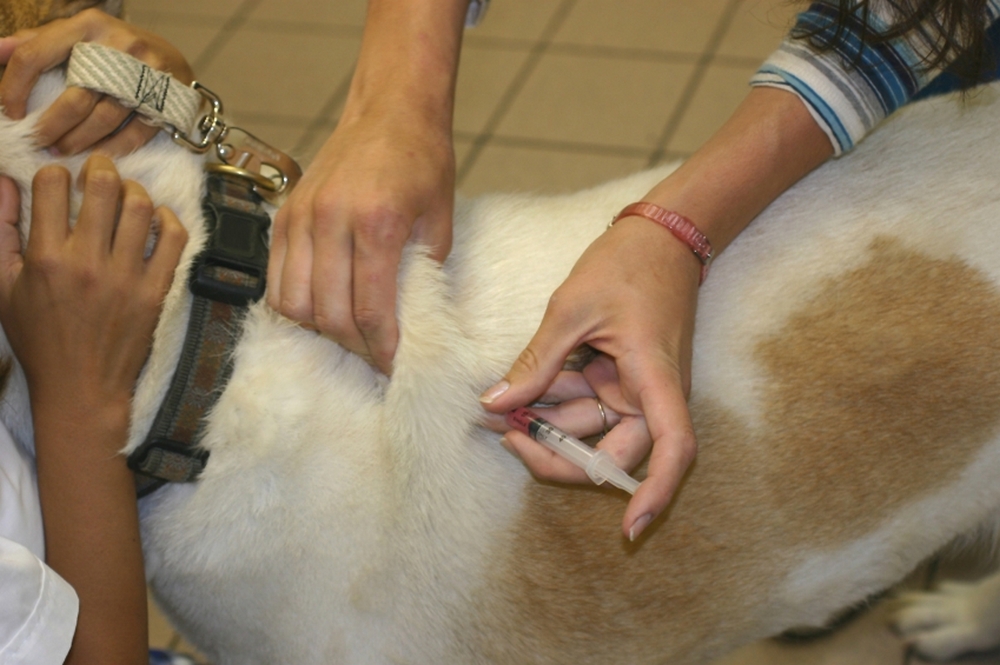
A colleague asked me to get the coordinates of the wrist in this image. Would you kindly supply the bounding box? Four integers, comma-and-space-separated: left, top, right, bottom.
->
343, 0, 465, 130
32, 393, 132, 452
610, 203, 712, 284
641, 86, 833, 253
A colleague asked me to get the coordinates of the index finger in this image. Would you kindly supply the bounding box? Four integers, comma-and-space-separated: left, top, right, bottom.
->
0, 19, 91, 119
621, 362, 697, 541
0, 176, 23, 299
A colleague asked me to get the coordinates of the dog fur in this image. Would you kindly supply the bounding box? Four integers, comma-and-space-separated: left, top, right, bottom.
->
2, 28, 1000, 665
0, 0, 121, 38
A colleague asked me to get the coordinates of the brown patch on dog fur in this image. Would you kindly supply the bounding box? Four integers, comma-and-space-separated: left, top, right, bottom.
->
758, 237, 1000, 543
0, 0, 54, 37
464, 238, 1000, 664
0, 1, 123, 38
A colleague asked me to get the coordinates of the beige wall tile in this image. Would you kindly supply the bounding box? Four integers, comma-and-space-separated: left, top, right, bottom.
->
455, 46, 531, 134
667, 64, 758, 154
553, 0, 730, 54
199, 30, 359, 119
716, 0, 801, 61
496, 54, 693, 149
460, 143, 646, 195
249, 0, 367, 26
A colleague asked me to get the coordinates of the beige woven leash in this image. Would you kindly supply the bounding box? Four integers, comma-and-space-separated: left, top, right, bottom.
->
66, 42, 202, 134
65, 42, 302, 204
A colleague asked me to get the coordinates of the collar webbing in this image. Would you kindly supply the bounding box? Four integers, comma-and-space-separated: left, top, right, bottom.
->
128, 173, 271, 497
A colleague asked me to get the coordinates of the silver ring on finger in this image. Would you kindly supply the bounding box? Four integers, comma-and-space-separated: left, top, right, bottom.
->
595, 398, 608, 439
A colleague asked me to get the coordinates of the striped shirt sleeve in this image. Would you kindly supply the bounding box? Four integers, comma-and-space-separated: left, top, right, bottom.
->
465, 0, 490, 27
752, 0, 1000, 155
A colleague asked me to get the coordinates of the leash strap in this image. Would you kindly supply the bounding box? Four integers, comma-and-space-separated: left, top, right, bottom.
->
128, 174, 271, 497
65, 42, 202, 133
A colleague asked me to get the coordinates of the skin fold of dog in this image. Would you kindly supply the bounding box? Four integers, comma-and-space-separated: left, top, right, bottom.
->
3, 61, 1000, 665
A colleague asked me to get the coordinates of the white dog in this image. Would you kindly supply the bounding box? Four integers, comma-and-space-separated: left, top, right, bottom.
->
2, 25, 1000, 665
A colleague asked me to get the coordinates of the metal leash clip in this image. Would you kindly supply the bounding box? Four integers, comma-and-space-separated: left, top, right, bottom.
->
172, 83, 303, 205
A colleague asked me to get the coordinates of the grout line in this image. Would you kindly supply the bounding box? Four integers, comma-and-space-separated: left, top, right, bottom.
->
454, 130, 690, 161
127, 11, 229, 30
228, 110, 316, 126
190, 0, 266, 73
645, 0, 744, 167
460, 37, 766, 72
455, 0, 578, 186
240, 19, 363, 37
460, 132, 647, 156
545, 41, 700, 65
290, 69, 354, 157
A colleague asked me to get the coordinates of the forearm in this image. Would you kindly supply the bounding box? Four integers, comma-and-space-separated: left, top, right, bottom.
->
342, 0, 468, 128
34, 398, 147, 665
642, 86, 833, 254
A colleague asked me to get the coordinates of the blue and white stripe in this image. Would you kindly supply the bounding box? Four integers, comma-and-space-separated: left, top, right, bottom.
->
752, 0, 1000, 155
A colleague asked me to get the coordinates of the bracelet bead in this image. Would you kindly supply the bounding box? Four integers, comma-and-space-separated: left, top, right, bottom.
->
609, 202, 713, 285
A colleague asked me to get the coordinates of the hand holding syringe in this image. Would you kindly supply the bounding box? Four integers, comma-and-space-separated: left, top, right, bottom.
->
506, 407, 641, 495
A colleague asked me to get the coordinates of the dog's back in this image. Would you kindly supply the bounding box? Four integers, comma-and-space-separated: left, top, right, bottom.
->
2, 72, 1000, 664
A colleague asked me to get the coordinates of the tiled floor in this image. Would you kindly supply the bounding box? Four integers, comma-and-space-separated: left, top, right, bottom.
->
119, 0, 1000, 663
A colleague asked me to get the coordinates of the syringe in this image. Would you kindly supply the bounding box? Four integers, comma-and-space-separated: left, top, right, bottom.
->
505, 407, 641, 495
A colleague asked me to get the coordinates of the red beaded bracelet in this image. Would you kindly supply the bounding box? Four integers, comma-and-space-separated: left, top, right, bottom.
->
609, 202, 713, 285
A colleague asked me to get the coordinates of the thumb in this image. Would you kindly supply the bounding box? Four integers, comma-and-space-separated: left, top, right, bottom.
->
0, 176, 23, 301
480, 313, 583, 413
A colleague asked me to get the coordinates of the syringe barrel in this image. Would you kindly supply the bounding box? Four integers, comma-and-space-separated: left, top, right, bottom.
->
532, 421, 595, 468
505, 407, 641, 494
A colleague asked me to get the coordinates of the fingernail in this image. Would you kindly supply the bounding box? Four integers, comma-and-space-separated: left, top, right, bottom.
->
479, 380, 509, 404
629, 514, 653, 542
499, 436, 513, 453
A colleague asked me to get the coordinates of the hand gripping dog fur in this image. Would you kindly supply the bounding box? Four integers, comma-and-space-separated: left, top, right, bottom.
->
3, 58, 1000, 665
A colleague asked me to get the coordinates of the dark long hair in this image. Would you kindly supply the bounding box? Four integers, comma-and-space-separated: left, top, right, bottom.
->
795, 0, 994, 82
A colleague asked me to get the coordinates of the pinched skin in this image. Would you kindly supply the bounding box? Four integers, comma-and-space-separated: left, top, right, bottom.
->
2, 72, 1000, 664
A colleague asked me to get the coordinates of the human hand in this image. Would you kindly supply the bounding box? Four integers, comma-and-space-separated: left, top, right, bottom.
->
0, 156, 187, 429
267, 110, 455, 374
0, 8, 194, 156
479, 217, 702, 541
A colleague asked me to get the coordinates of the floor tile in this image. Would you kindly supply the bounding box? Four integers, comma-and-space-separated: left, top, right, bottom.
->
289, 121, 340, 168
147, 594, 176, 650
454, 136, 475, 174
468, 0, 567, 41
716, 0, 800, 61
126, 0, 246, 19
132, 21, 221, 70
711, 601, 907, 665
667, 63, 759, 153
455, 45, 532, 135
248, 0, 367, 27
552, 0, 731, 55
226, 119, 309, 159
198, 28, 359, 120
496, 53, 694, 150
459, 142, 646, 195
